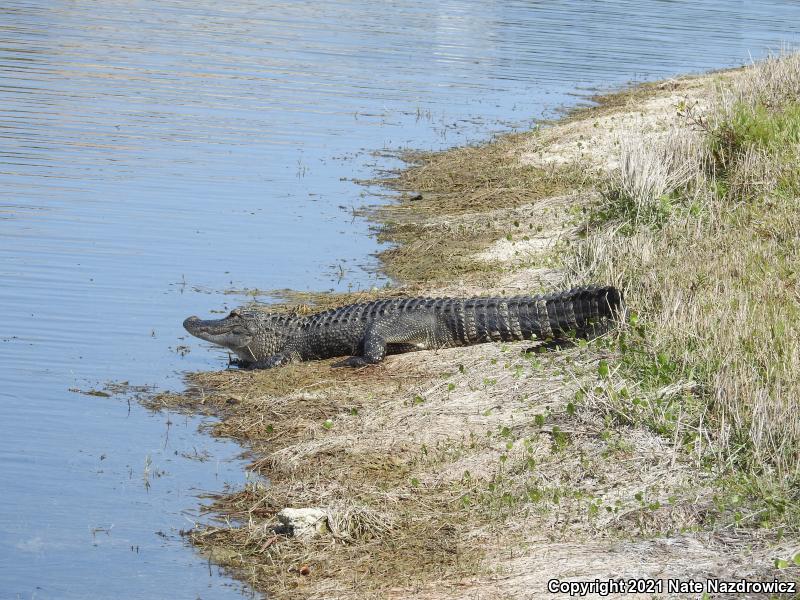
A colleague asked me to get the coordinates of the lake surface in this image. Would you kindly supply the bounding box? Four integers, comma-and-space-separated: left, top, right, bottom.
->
2, 1, 799, 598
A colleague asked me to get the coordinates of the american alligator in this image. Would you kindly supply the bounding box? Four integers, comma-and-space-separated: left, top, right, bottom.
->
183, 285, 623, 369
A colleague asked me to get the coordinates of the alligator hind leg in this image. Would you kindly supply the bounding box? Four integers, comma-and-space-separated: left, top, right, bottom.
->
332, 312, 449, 368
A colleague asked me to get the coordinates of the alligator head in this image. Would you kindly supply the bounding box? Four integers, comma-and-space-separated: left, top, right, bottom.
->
183, 309, 256, 351
183, 308, 292, 364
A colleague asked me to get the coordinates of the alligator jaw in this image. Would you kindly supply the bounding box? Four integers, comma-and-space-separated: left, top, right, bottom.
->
183, 315, 253, 350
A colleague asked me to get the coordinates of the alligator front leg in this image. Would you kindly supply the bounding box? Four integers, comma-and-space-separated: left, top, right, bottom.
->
332, 313, 449, 368
231, 353, 295, 370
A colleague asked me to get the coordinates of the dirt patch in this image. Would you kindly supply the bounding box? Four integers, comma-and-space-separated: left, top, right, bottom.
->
519, 73, 742, 174
398, 534, 788, 600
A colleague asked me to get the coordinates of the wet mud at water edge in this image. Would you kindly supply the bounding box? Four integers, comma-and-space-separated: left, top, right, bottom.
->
3, 0, 800, 598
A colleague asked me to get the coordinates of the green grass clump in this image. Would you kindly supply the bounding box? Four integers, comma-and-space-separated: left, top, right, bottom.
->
712, 101, 800, 169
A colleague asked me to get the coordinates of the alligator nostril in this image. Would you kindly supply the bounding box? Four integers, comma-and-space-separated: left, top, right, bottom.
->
183, 316, 200, 330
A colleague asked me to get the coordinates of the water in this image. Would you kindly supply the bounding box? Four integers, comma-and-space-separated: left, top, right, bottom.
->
2, 1, 799, 598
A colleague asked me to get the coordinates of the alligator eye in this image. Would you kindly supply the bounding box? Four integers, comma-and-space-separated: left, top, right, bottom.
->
229, 310, 241, 319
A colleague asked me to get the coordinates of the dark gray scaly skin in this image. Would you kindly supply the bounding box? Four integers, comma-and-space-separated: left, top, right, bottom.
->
183, 285, 624, 369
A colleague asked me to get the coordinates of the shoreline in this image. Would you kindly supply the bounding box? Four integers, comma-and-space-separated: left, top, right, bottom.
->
151, 58, 800, 598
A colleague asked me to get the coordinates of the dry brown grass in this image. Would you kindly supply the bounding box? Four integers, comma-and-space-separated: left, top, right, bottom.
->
613, 128, 706, 223
171, 331, 794, 597
368, 136, 595, 285
169, 337, 731, 599
717, 50, 800, 114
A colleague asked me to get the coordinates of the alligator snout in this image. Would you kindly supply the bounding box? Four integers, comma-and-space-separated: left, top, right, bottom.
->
183, 316, 201, 331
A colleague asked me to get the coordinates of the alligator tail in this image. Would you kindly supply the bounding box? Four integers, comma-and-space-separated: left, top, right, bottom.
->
512, 285, 624, 341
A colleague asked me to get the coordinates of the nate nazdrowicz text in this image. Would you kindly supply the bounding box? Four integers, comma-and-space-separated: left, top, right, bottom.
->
548, 577, 796, 596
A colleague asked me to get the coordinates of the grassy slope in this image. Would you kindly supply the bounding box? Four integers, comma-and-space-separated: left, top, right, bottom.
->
571, 54, 800, 531
151, 56, 800, 598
